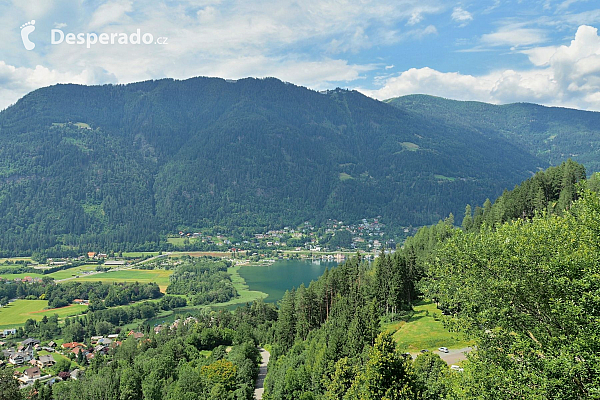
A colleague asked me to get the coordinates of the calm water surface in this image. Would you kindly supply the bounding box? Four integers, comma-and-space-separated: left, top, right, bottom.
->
238, 259, 339, 303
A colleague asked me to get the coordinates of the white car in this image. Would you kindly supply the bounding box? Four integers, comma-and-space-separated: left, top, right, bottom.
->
438, 347, 449, 353
450, 365, 464, 372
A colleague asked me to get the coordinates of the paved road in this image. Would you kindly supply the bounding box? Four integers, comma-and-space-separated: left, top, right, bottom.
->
255, 347, 270, 400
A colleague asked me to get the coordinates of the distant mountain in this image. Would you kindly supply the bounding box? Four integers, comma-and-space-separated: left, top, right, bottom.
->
387, 95, 600, 173
0, 77, 541, 254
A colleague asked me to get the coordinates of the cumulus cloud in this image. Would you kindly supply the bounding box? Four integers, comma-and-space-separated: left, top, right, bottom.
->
451, 7, 473, 27
0, 61, 116, 110
362, 25, 600, 111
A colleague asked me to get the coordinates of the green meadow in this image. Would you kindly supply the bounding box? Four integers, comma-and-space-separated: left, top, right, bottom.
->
69, 269, 173, 292
0, 300, 88, 329
382, 300, 472, 352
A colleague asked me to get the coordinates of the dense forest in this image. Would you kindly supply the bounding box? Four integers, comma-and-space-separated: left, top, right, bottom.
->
166, 257, 237, 305
389, 94, 600, 172
5, 161, 600, 399
0, 77, 544, 254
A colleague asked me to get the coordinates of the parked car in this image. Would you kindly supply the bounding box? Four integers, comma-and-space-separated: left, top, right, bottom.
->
438, 347, 449, 353
450, 365, 464, 372
420, 349, 429, 353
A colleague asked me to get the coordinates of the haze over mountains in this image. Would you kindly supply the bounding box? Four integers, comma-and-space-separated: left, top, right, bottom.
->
0, 76, 598, 253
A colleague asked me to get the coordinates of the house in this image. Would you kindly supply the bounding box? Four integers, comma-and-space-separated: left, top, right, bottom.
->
2, 328, 16, 337
7, 348, 34, 365
70, 369, 81, 380
104, 260, 125, 266
9, 353, 24, 365
47, 341, 57, 348
107, 334, 119, 339
22, 338, 40, 347
94, 345, 108, 354
36, 355, 55, 368
62, 342, 84, 350
73, 299, 89, 305
127, 331, 144, 339
91, 336, 103, 344
23, 366, 41, 380
72, 347, 87, 356
87, 252, 96, 258
97, 338, 112, 345
21, 338, 41, 347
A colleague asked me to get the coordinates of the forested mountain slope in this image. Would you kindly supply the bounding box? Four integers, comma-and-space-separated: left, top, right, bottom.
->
0, 77, 541, 253
388, 94, 600, 172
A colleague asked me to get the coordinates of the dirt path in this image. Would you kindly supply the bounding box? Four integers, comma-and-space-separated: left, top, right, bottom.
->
255, 347, 270, 400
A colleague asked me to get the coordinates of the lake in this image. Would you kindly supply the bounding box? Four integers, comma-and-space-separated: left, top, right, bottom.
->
238, 259, 339, 303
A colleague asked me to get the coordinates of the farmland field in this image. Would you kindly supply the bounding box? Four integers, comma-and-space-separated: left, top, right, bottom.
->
68, 269, 173, 292
0, 272, 45, 280
0, 300, 88, 329
0, 264, 101, 281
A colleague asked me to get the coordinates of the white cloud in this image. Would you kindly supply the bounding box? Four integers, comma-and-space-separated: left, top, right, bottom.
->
88, 0, 133, 30
362, 25, 600, 111
481, 26, 548, 47
407, 12, 423, 26
0, 61, 116, 110
451, 7, 473, 27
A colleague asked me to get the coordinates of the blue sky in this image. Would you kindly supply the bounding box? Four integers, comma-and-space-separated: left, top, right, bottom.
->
1, 0, 600, 110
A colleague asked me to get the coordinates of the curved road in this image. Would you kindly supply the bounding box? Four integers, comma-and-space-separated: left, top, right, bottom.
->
255, 347, 270, 400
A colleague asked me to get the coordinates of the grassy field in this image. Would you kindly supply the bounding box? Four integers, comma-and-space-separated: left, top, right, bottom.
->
0, 272, 45, 280
0, 264, 101, 281
122, 252, 160, 258
383, 300, 472, 352
0, 257, 32, 263
0, 300, 88, 329
69, 269, 173, 292
48, 264, 100, 280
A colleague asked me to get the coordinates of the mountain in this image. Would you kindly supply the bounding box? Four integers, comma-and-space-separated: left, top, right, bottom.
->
387, 94, 600, 173
0, 77, 541, 254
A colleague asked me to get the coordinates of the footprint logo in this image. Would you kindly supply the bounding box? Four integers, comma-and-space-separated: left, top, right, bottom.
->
20, 20, 36, 51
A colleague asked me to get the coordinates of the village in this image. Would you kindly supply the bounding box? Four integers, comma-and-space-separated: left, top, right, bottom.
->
0, 318, 197, 389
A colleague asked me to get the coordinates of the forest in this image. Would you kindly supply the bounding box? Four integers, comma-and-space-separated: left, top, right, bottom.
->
0, 77, 547, 255
3, 160, 600, 399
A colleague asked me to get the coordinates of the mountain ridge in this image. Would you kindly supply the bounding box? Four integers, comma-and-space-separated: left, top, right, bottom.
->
0, 77, 541, 253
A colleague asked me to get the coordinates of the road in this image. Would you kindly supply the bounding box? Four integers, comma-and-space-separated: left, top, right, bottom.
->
255, 347, 270, 400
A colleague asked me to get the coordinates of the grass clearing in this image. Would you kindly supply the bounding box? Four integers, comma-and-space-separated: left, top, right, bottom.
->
401, 142, 420, 151
383, 300, 472, 352
68, 269, 173, 292
0, 300, 88, 329
339, 172, 354, 181
434, 174, 457, 182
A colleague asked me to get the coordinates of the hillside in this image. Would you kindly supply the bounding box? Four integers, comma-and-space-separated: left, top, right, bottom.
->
0, 77, 541, 254
387, 94, 600, 173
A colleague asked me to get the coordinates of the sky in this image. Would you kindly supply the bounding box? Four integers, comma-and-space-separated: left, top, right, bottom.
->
1, 0, 600, 111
